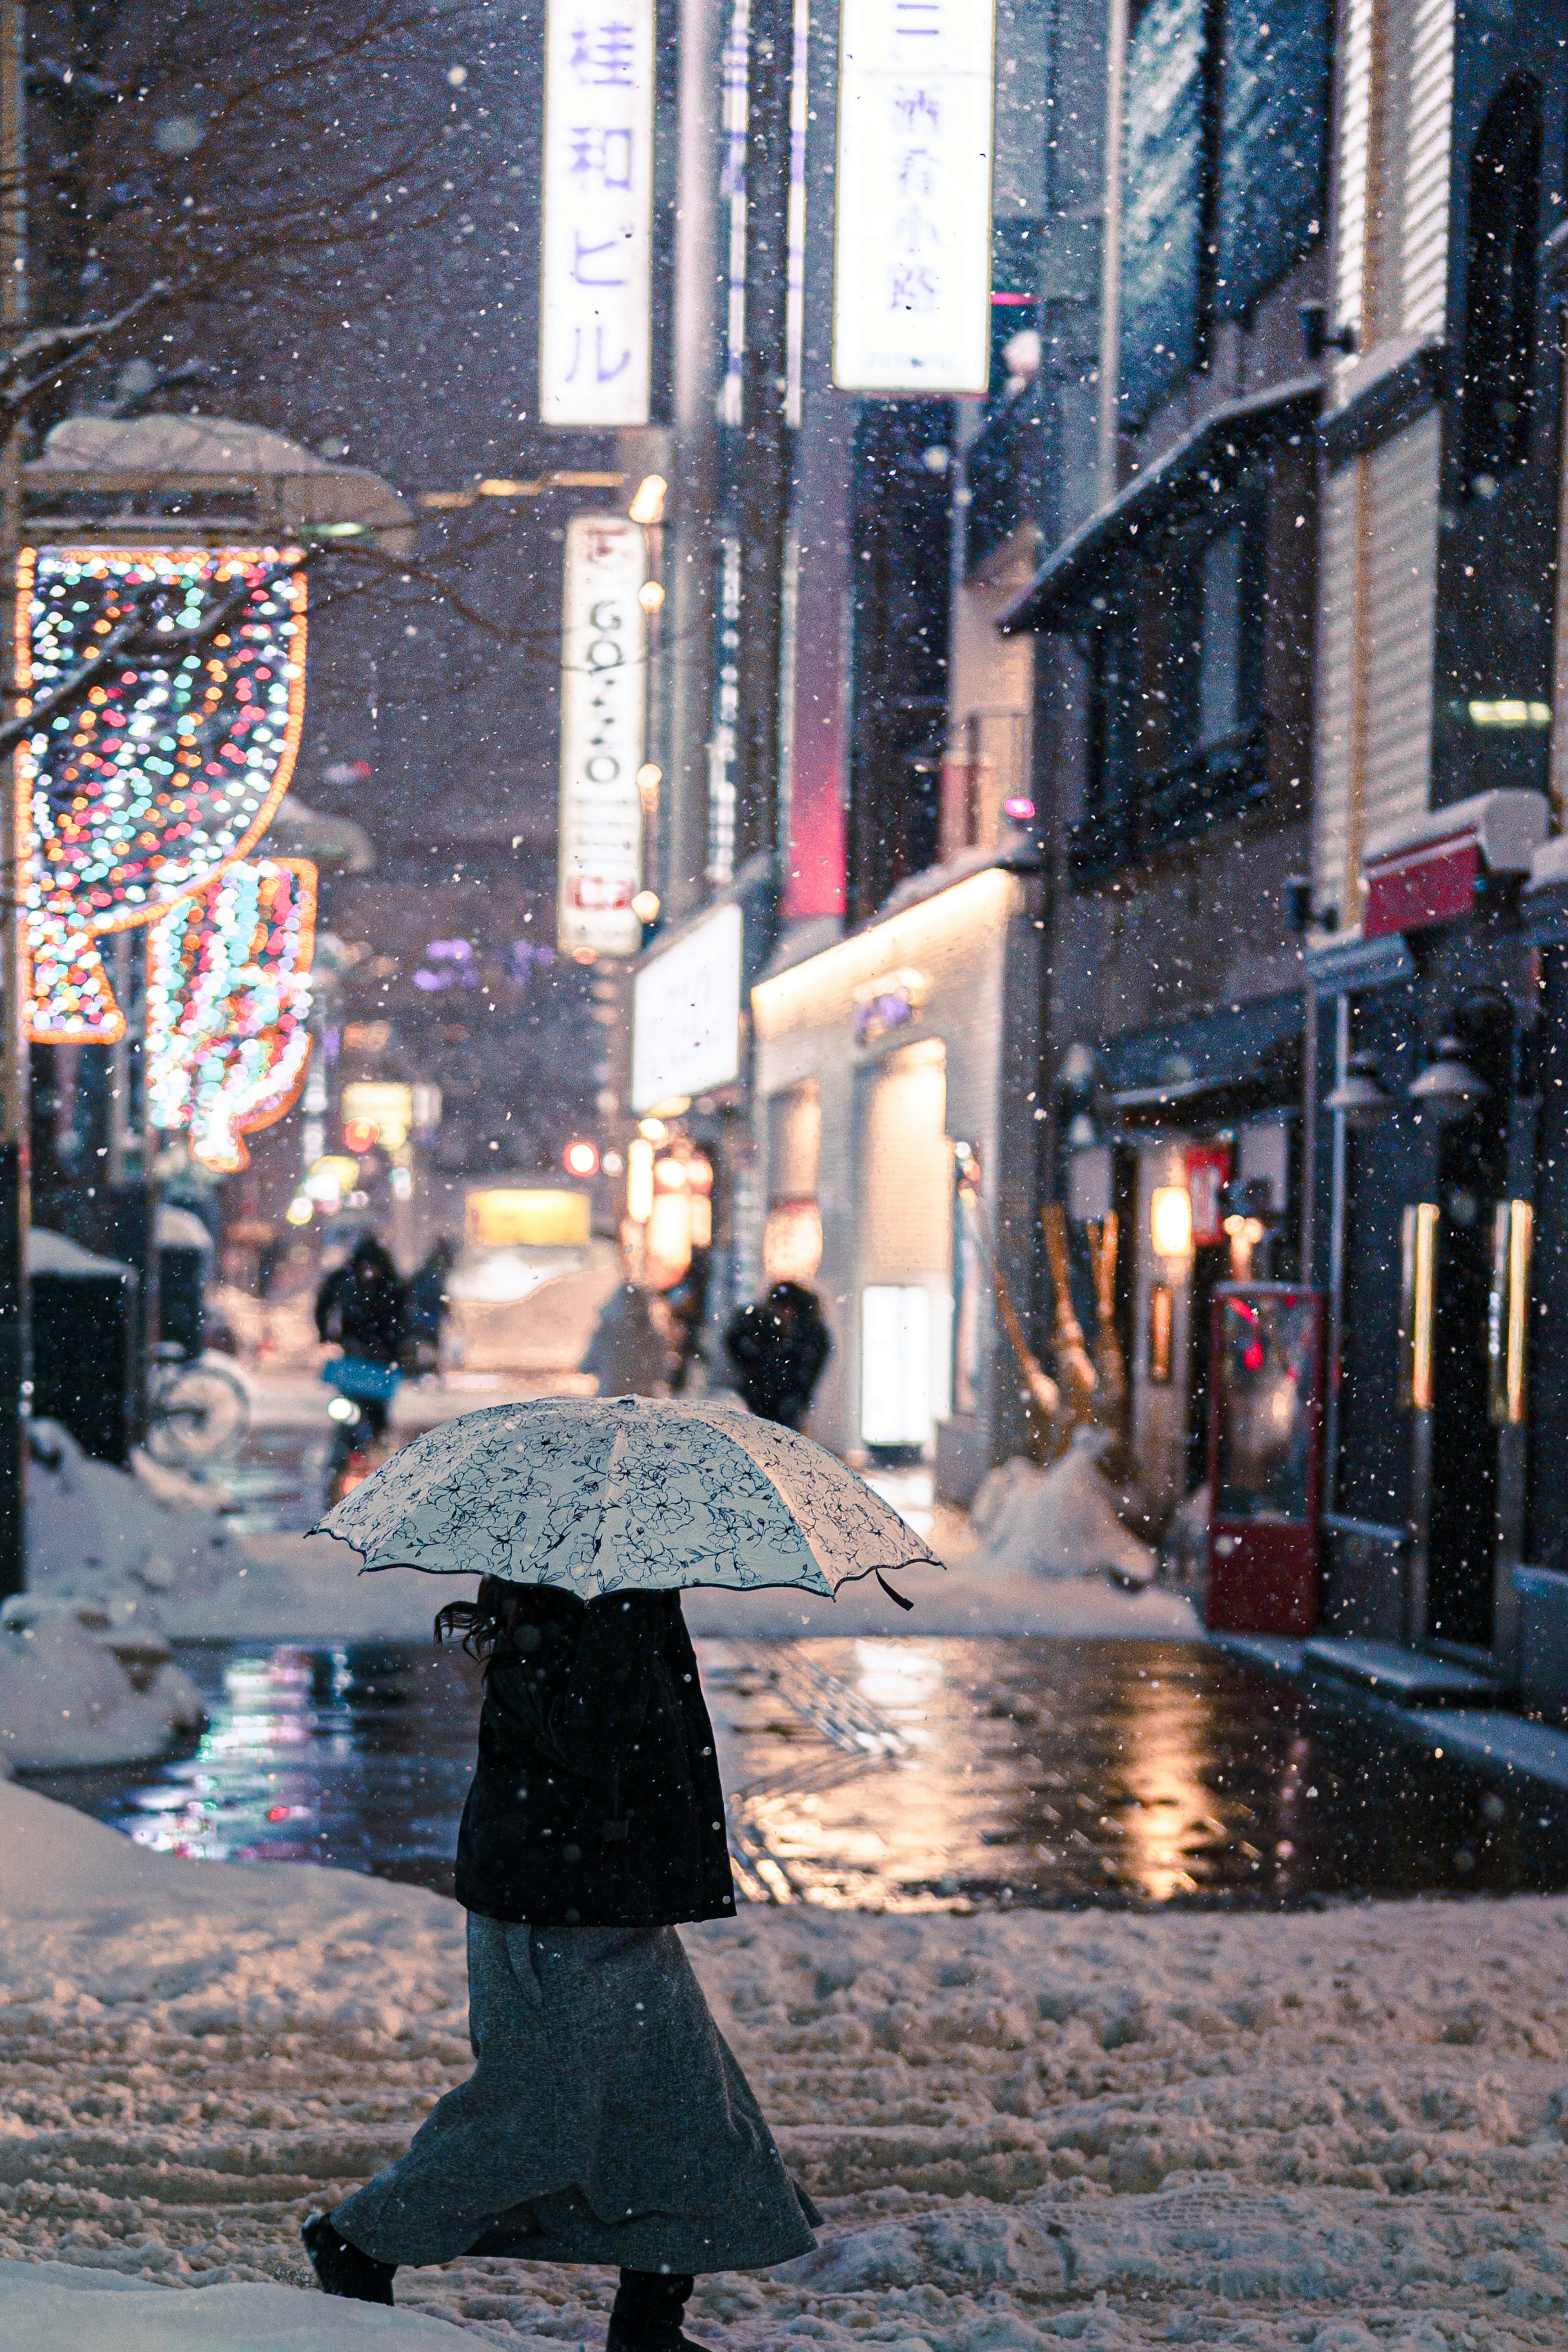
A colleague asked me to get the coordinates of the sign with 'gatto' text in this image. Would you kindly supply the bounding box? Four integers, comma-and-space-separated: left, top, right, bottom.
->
557, 515, 648, 958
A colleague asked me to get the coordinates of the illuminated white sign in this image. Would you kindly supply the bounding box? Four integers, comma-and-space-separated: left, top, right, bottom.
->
833, 0, 996, 393
539, 0, 656, 426
631, 900, 744, 1110
558, 515, 648, 958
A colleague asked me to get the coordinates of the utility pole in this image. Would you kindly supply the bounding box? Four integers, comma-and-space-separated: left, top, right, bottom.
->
661, 0, 724, 924
732, 0, 794, 869
0, 0, 26, 1601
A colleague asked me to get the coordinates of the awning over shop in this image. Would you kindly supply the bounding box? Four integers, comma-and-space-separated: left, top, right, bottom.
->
996, 376, 1322, 635
1361, 789, 1548, 940
1095, 992, 1303, 1126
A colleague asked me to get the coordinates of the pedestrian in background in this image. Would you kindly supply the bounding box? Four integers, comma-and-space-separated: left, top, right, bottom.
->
723, 1281, 832, 1430
407, 1235, 456, 1379
581, 1281, 674, 1398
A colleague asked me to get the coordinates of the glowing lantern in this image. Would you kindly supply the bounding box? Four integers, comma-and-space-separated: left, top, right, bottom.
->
17, 546, 308, 1041
145, 857, 316, 1172
1150, 1185, 1194, 1261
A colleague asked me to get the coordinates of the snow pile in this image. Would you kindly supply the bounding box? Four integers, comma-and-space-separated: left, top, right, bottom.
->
0, 1590, 204, 1768
0, 2260, 469, 2348
969, 1433, 1157, 1588
1, 1778, 1566, 2347
28, 1418, 237, 1602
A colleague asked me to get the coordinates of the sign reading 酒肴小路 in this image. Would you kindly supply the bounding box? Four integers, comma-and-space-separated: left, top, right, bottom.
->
832, 0, 996, 396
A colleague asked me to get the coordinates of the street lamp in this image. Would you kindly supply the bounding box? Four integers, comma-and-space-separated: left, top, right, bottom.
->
1408, 1036, 1489, 1123
1324, 1049, 1396, 1129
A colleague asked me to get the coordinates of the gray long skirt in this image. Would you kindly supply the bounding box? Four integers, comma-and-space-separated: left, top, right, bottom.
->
333, 1914, 819, 2274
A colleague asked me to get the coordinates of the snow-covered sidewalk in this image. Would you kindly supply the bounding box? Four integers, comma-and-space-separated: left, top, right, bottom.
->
1, 1778, 1565, 2350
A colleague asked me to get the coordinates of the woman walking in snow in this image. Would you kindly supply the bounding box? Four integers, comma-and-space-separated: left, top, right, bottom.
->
301, 1575, 817, 2341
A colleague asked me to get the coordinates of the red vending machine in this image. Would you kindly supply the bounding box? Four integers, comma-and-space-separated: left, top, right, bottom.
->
1205, 1284, 1326, 1635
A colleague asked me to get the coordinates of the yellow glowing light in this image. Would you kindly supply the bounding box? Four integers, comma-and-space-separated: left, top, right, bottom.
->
628, 474, 667, 525
285, 1194, 314, 1226
466, 1189, 591, 1248
627, 1136, 655, 1223
1151, 1185, 1193, 1259
637, 579, 665, 612
638, 1117, 667, 1143
631, 890, 661, 922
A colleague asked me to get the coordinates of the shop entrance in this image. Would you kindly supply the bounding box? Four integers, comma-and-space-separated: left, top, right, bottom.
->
857, 1041, 952, 1459
1409, 1000, 1514, 1657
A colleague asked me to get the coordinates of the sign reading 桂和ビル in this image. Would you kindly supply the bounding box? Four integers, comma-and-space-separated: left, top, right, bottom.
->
557, 515, 648, 959
832, 0, 996, 394
539, 0, 656, 426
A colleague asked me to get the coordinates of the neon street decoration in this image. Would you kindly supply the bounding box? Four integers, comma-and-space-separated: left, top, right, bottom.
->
146, 857, 317, 1174
17, 546, 308, 1041
539, 0, 656, 425
833, 0, 996, 393
557, 514, 647, 957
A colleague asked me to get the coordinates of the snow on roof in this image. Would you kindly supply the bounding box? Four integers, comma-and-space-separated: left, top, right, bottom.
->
156, 1206, 214, 1253
35, 413, 332, 475
27, 1226, 130, 1278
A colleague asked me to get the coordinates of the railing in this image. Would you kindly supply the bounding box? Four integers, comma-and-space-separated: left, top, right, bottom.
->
1068, 720, 1270, 885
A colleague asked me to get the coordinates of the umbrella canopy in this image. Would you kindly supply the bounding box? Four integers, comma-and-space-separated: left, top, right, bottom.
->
313, 1395, 940, 1605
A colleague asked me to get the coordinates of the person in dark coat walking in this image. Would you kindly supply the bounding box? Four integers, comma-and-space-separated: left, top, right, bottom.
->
302, 1578, 817, 2334
315, 1234, 408, 1441
723, 1281, 832, 1429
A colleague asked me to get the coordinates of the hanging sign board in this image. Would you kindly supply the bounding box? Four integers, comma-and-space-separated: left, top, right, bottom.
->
539, 0, 656, 425
832, 0, 996, 394
630, 900, 744, 1110
557, 515, 648, 958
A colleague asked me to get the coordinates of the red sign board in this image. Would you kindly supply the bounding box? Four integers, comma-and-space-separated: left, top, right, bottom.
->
1363, 835, 1480, 939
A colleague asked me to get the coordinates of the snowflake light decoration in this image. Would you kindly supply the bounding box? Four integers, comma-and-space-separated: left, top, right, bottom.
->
146, 857, 317, 1174
17, 546, 309, 1042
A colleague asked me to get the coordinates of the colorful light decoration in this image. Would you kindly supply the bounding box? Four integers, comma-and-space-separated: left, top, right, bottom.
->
16, 546, 309, 1042
146, 857, 317, 1174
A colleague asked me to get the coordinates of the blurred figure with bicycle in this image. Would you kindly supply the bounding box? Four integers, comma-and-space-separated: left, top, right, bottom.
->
316, 1235, 408, 1500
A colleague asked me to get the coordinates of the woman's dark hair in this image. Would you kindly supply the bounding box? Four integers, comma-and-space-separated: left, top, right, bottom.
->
435, 1574, 539, 1663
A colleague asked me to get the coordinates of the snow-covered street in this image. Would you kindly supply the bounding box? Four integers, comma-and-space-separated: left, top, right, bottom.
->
2, 1777, 1566, 2350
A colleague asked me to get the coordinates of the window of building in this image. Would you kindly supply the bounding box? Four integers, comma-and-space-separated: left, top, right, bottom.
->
1120, 0, 1330, 425
1119, 0, 1208, 427
1461, 76, 1543, 496
1214, 0, 1330, 323
1074, 485, 1268, 880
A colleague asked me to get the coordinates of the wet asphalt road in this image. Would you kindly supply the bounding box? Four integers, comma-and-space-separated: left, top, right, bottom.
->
21, 1633, 1568, 1911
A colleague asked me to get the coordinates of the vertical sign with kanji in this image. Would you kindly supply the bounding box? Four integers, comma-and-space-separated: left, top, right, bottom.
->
557, 516, 649, 958
540, 0, 656, 425
832, 0, 995, 393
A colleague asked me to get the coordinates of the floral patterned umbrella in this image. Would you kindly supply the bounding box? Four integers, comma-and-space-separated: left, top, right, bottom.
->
314, 1396, 940, 1606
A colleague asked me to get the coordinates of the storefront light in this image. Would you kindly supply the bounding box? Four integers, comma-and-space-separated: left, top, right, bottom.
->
627, 1136, 655, 1223
1151, 1185, 1194, 1260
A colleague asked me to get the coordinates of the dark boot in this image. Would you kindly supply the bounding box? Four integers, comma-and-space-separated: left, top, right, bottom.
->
301, 2210, 397, 2304
606, 2267, 703, 2352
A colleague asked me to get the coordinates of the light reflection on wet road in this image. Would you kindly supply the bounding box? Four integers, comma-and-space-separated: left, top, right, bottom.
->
20, 1635, 1568, 1909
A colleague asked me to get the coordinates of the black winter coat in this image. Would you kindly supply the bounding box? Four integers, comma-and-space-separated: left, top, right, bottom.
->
453, 1585, 737, 1928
